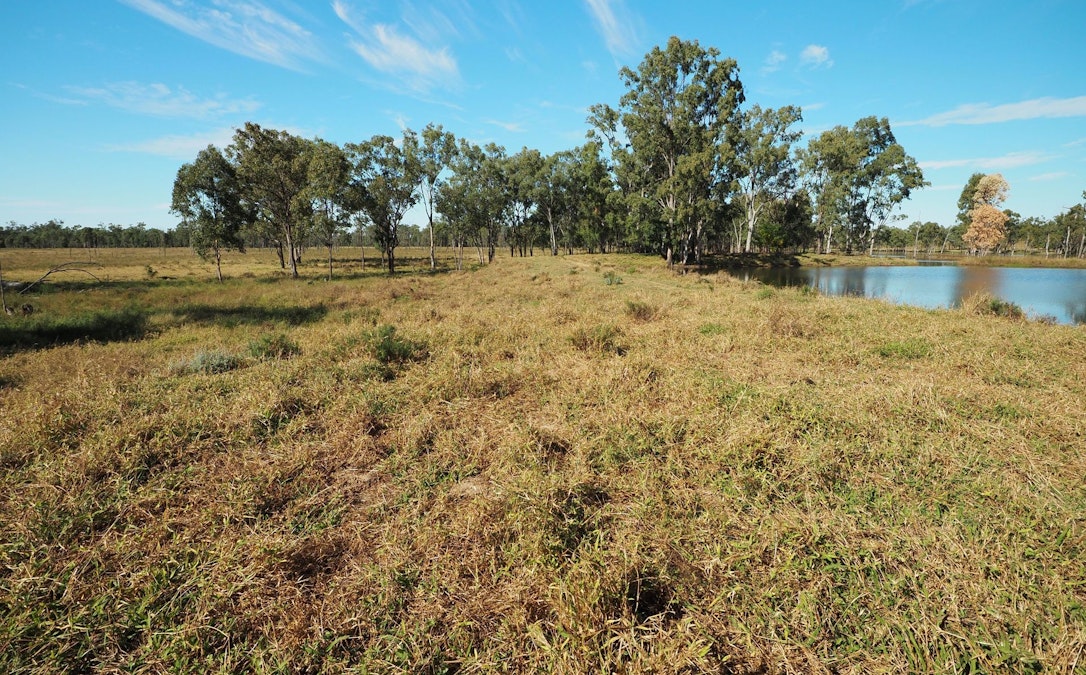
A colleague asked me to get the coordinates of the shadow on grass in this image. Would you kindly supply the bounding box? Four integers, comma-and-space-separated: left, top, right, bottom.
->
171, 303, 328, 327
682, 253, 803, 273
0, 308, 149, 353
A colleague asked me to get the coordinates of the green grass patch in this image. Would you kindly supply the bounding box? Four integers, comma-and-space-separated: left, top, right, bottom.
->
874, 337, 932, 359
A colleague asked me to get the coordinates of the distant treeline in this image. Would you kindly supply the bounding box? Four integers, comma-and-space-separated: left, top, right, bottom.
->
0, 219, 439, 250
0, 221, 182, 249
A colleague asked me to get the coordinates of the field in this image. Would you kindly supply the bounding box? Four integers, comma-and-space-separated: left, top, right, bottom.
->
1, 247, 1085, 673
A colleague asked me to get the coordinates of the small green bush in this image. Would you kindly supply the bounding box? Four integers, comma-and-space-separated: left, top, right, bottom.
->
248, 333, 301, 360
603, 271, 623, 286
176, 350, 242, 374
368, 325, 427, 366
961, 292, 1025, 320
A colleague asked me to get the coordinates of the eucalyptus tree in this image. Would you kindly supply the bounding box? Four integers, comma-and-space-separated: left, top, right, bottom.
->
229, 123, 312, 278
731, 104, 803, 253
800, 117, 925, 254
503, 147, 545, 256
405, 124, 457, 270
535, 150, 575, 255
798, 126, 852, 253
346, 133, 420, 274
440, 140, 508, 266
171, 145, 251, 282
305, 138, 353, 280
589, 36, 744, 265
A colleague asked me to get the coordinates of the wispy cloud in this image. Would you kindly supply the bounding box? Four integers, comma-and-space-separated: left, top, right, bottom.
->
920, 151, 1052, 171
902, 96, 1086, 127
1029, 171, 1069, 182
119, 0, 321, 71
584, 0, 641, 60
484, 119, 524, 133
800, 44, 833, 69
760, 49, 787, 74
64, 82, 260, 119
333, 0, 460, 93
108, 127, 240, 159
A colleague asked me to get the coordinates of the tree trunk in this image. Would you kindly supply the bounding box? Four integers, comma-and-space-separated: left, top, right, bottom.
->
428, 219, 436, 271
285, 229, 299, 278
386, 246, 395, 274
548, 208, 558, 256
328, 244, 334, 281
214, 248, 223, 282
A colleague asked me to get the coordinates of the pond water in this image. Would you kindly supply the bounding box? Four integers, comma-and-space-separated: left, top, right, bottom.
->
731, 265, 1086, 325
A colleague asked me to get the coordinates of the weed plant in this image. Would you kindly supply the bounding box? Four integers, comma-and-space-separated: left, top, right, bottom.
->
1, 250, 1085, 673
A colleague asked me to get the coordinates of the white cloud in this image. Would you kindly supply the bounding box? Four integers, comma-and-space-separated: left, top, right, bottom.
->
920, 151, 1052, 171
108, 127, 240, 159
64, 82, 260, 119
761, 49, 787, 74
484, 119, 524, 133
584, 0, 641, 59
334, 0, 460, 93
800, 44, 833, 69
902, 96, 1086, 127
1029, 172, 1069, 182
119, 0, 321, 70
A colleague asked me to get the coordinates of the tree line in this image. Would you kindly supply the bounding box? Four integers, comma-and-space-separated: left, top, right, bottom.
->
0, 221, 185, 249
12, 38, 1084, 270
170, 37, 935, 279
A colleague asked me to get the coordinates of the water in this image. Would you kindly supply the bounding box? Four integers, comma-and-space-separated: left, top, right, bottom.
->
732, 265, 1086, 325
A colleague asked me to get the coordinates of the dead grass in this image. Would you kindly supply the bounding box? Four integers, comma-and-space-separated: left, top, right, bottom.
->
1, 250, 1085, 673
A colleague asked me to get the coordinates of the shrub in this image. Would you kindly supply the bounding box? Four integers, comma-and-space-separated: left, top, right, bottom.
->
368, 325, 427, 366
175, 350, 242, 374
603, 270, 623, 286
961, 292, 1025, 320
248, 333, 301, 360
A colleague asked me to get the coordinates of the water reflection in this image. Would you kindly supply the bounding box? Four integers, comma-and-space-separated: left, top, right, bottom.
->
734, 265, 1086, 325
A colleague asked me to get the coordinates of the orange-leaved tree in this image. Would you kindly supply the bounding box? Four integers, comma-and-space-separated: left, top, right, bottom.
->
963, 173, 1009, 254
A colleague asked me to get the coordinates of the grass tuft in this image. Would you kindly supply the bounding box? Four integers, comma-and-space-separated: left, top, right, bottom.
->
570, 324, 625, 355
960, 292, 1026, 320
624, 299, 659, 322
248, 332, 301, 360
173, 349, 243, 374
874, 338, 932, 359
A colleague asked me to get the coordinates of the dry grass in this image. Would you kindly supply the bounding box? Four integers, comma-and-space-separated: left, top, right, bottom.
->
1, 248, 1085, 673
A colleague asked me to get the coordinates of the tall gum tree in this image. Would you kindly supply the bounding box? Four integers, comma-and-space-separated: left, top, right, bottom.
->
800, 117, 925, 254
229, 123, 312, 278
405, 124, 457, 271
589, 36, 744, 265
171, 145, 250, 282
346, 134, 420, 274
305, 138, 352, 280
731, 104, 803, 253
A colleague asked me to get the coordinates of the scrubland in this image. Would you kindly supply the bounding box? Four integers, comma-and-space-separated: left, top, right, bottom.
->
1, 248, 1084, 673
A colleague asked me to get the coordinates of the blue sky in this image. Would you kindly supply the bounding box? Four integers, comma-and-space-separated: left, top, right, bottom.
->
2, 0, 1084, 232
